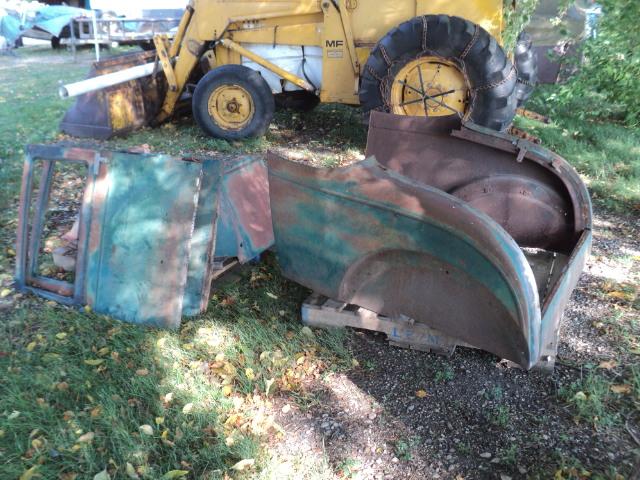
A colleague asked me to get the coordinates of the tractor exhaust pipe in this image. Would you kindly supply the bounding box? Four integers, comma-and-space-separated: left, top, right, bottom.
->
59, 62, 157, 98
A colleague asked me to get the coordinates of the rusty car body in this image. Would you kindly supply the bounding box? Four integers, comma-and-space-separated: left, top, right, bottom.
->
268, 113, 592, 370
15, 145, 273, 327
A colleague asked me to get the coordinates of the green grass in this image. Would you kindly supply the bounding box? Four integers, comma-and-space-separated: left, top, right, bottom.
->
1, 44, 639, 479
0, 258, 350, 479
515, 85, 640, 211
0, 45, 353, 480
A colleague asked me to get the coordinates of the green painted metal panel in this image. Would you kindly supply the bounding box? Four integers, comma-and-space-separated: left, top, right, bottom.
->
85, 152, 202, 328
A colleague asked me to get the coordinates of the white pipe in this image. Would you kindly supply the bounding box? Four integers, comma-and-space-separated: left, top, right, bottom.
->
59, 62, 156, 98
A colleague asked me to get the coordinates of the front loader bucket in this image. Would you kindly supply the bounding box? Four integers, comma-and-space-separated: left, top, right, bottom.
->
268, 113, 592, 370
60, 51, 166, 139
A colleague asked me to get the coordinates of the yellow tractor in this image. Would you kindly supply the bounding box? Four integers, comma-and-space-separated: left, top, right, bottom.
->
60, 0, 526, 140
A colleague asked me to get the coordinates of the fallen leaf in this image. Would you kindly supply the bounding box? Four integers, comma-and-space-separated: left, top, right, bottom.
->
84, 359, 104, 366
222, 385, 233, 396
19, 466, 39, 480
0, 288, 12, 298
125, 463, 139, 479
56, 381, 69, 391
300, 326, 314, 338
55, 332, 67, 340
351, 359, 360, 367
78, 432, 95, 443
90, 406, 102, 418
26, 342, 37, 352
161, 470, 189, 479
97, 347, 110, 357
266, 292, 278, 299
607, 290, 634, 301
231, 459, 255, 471
610, 384, 632, 394
155, 417, 164, 425
139, 425, 154, 436
598, 359, 618, 370
281, 404, 291, 414
265, 378, 275, 396
573, 391, 587, 401
182, 403, 193, 414
8, 410, 20, 420
245, 368, 255, 381
136, 368, 149, 376
93, 470, 110, 480
416, 390, 428, 398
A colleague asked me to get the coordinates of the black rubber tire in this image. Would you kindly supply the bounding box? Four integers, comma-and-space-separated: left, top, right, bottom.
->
359, 14, 518, 132
51, 36, 62, 50
192, 65, 275, 140
514, 32, 538, 107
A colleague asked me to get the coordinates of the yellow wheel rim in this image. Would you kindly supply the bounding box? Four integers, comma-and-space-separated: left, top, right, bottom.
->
207, 84, 255, 131
390, 57, 469, 117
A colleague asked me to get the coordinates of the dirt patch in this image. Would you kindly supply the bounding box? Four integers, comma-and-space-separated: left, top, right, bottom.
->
266, 208, 639, 479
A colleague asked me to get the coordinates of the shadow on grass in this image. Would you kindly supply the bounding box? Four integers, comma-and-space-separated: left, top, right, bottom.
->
0, 255, 350, 479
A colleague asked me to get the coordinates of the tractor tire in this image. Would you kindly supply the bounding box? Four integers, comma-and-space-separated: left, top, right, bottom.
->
193, 65, 275, 140
359, 15, 518, 131
514, 32, 538, 107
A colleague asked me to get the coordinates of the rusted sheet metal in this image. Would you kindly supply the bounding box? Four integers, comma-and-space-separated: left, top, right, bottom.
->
537, 230, 591, 367
365, 112, 592, 255
269, 114, 591, 369
214, 156, 274, 262
60, 51, 166, 139
182, 159, 223, 317
267, 152, 542, 368
533, 45, 563, 84
16, 146, 274, 326
84, 152, 202, 327
183, 155, 274, 316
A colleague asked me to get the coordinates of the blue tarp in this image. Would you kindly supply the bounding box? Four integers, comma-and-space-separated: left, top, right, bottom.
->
0, 6, 89, 44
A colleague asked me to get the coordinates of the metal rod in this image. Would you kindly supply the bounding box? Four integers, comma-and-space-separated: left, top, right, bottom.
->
15, 156, 34, 289
26, 160, 55, 279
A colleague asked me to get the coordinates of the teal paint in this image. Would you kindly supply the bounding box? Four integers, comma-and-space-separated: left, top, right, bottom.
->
17, 147, 274, 327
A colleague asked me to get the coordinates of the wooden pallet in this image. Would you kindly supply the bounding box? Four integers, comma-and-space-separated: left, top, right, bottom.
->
301, 293, 555, 371
302, 293, 465, 356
